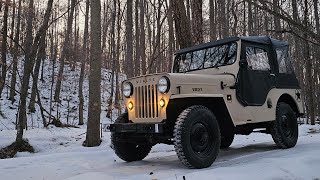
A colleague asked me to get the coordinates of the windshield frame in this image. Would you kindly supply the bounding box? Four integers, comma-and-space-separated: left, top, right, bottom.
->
172, 41, 238, 73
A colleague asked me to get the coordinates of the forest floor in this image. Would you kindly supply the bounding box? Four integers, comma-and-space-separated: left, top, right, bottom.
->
0, 124, 319, 180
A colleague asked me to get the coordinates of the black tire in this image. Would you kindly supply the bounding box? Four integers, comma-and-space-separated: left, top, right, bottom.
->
173, 105, 221, 169
220, 133, 234, 149
270, 102, 298, 149
111, 113, 152, 162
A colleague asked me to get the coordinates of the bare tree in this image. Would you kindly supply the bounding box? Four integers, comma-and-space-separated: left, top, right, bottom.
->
54, 0, 76, 102
191, 0, 203, 44
85, 0, 102, 147
29, 34, 46, 112
78, 0, 89, 126
125, 0, 133, 78
134, 0, 140, 76
171, 0, 192, 48
0, 0, 9, 97
9, 0, 22, 103
209, 0, 216, 40
140, 0, 146, 75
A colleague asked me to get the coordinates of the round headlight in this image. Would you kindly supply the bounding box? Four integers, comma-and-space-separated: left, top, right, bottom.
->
123, 82, 133, 97
158, 76, 170, 93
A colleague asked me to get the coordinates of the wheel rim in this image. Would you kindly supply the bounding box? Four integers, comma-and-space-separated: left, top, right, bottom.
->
280, 114, 294, 138
190, 123, 213, 154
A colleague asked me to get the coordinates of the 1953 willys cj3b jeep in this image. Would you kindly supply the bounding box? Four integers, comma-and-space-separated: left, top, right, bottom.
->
109, 36, 304, 169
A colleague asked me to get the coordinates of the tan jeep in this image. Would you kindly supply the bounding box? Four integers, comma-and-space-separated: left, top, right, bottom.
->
109, 36, 304, 169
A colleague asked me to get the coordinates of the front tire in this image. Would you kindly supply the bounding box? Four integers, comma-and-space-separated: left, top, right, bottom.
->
111, 113, 152, 162
173, 105, 221, 169
220, 133, 234, 149
270, 102, 298, 148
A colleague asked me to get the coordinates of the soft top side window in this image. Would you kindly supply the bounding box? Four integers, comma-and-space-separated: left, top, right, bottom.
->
276, 46, 293, 74
246, 46, 270, 71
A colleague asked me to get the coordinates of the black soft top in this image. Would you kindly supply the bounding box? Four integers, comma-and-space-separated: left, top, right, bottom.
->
175, 36, 288, 54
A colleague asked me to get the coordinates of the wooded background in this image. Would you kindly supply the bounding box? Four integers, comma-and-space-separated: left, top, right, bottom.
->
0, 0, 319, 147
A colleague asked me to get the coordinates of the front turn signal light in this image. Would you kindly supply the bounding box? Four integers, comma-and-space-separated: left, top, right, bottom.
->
159, 99, 165, 108
128, 101, 133, 110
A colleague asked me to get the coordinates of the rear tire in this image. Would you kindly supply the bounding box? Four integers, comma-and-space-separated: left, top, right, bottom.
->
270, 102, 298, 148
111, 113, 152, 162
173, 105, 221, 169
220, 133, 234, 149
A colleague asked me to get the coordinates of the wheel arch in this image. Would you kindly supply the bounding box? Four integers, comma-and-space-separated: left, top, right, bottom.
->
166, 97, 234, 137
277, 93, 300, 117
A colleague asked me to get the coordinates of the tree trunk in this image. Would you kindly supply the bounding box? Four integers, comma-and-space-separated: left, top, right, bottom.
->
78, 0, 89, 126
16, 0, 34, 145
273, 0, 281, 39
302, 0, 315, 125
166, 0, 175, 71
106, 0, 117, 119
28, 35, 46, 112
209, 0, 216, 41
85, 0, 102, 147
54, 0, 76, 102
9, 0, 22, 103
218, 0, 228, 38
314, 0, 320, 34
0, 0, 9, 97
9, 0, 15, 50
191, 0, 203, 44
125, 0, 133, 78
248, 1, 253, 35
171, 0, 193, 48
134, 0, 140, 76
140, 0, 146, 75
114, 0, 121, 109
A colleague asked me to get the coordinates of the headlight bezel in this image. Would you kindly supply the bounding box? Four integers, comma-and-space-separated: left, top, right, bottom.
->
157, 76, 170, 94
122, 82, 133, 98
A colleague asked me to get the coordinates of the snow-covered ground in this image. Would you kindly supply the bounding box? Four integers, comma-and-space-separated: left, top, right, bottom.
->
0, 124, 319, 180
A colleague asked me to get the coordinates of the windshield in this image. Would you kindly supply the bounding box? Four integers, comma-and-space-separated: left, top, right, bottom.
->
173, 42, 237, 73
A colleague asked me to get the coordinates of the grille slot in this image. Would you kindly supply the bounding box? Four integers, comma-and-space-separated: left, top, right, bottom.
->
135, 85, 159, 118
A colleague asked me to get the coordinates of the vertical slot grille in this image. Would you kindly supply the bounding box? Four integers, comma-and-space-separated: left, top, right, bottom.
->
135, 84, 159, 118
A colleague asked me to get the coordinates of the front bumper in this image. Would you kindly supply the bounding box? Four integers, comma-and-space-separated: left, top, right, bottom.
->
108, 123, 165, 133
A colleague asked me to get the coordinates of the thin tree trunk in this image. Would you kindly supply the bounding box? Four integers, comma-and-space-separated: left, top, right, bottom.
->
314, 0, 320, 34
209, 0, 216, 41
134, 0, 140, 76
78, 0, 89, 126
302, 0, 315, 125
166, 0, 174, 71
248, 1, 253, 35
0, 0, 9, 97
9, 0, 22, 103
54, 0, 76, 102
273, 0, 281, 39
28, 35, 46, 112
125, 0, 133, 78
114, 0, 121, 109
140, 0, 146, 75
107, 0, 117, 119
17, 0, 35, 144
219, 0, 228, 38
9, 0, 15, 49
